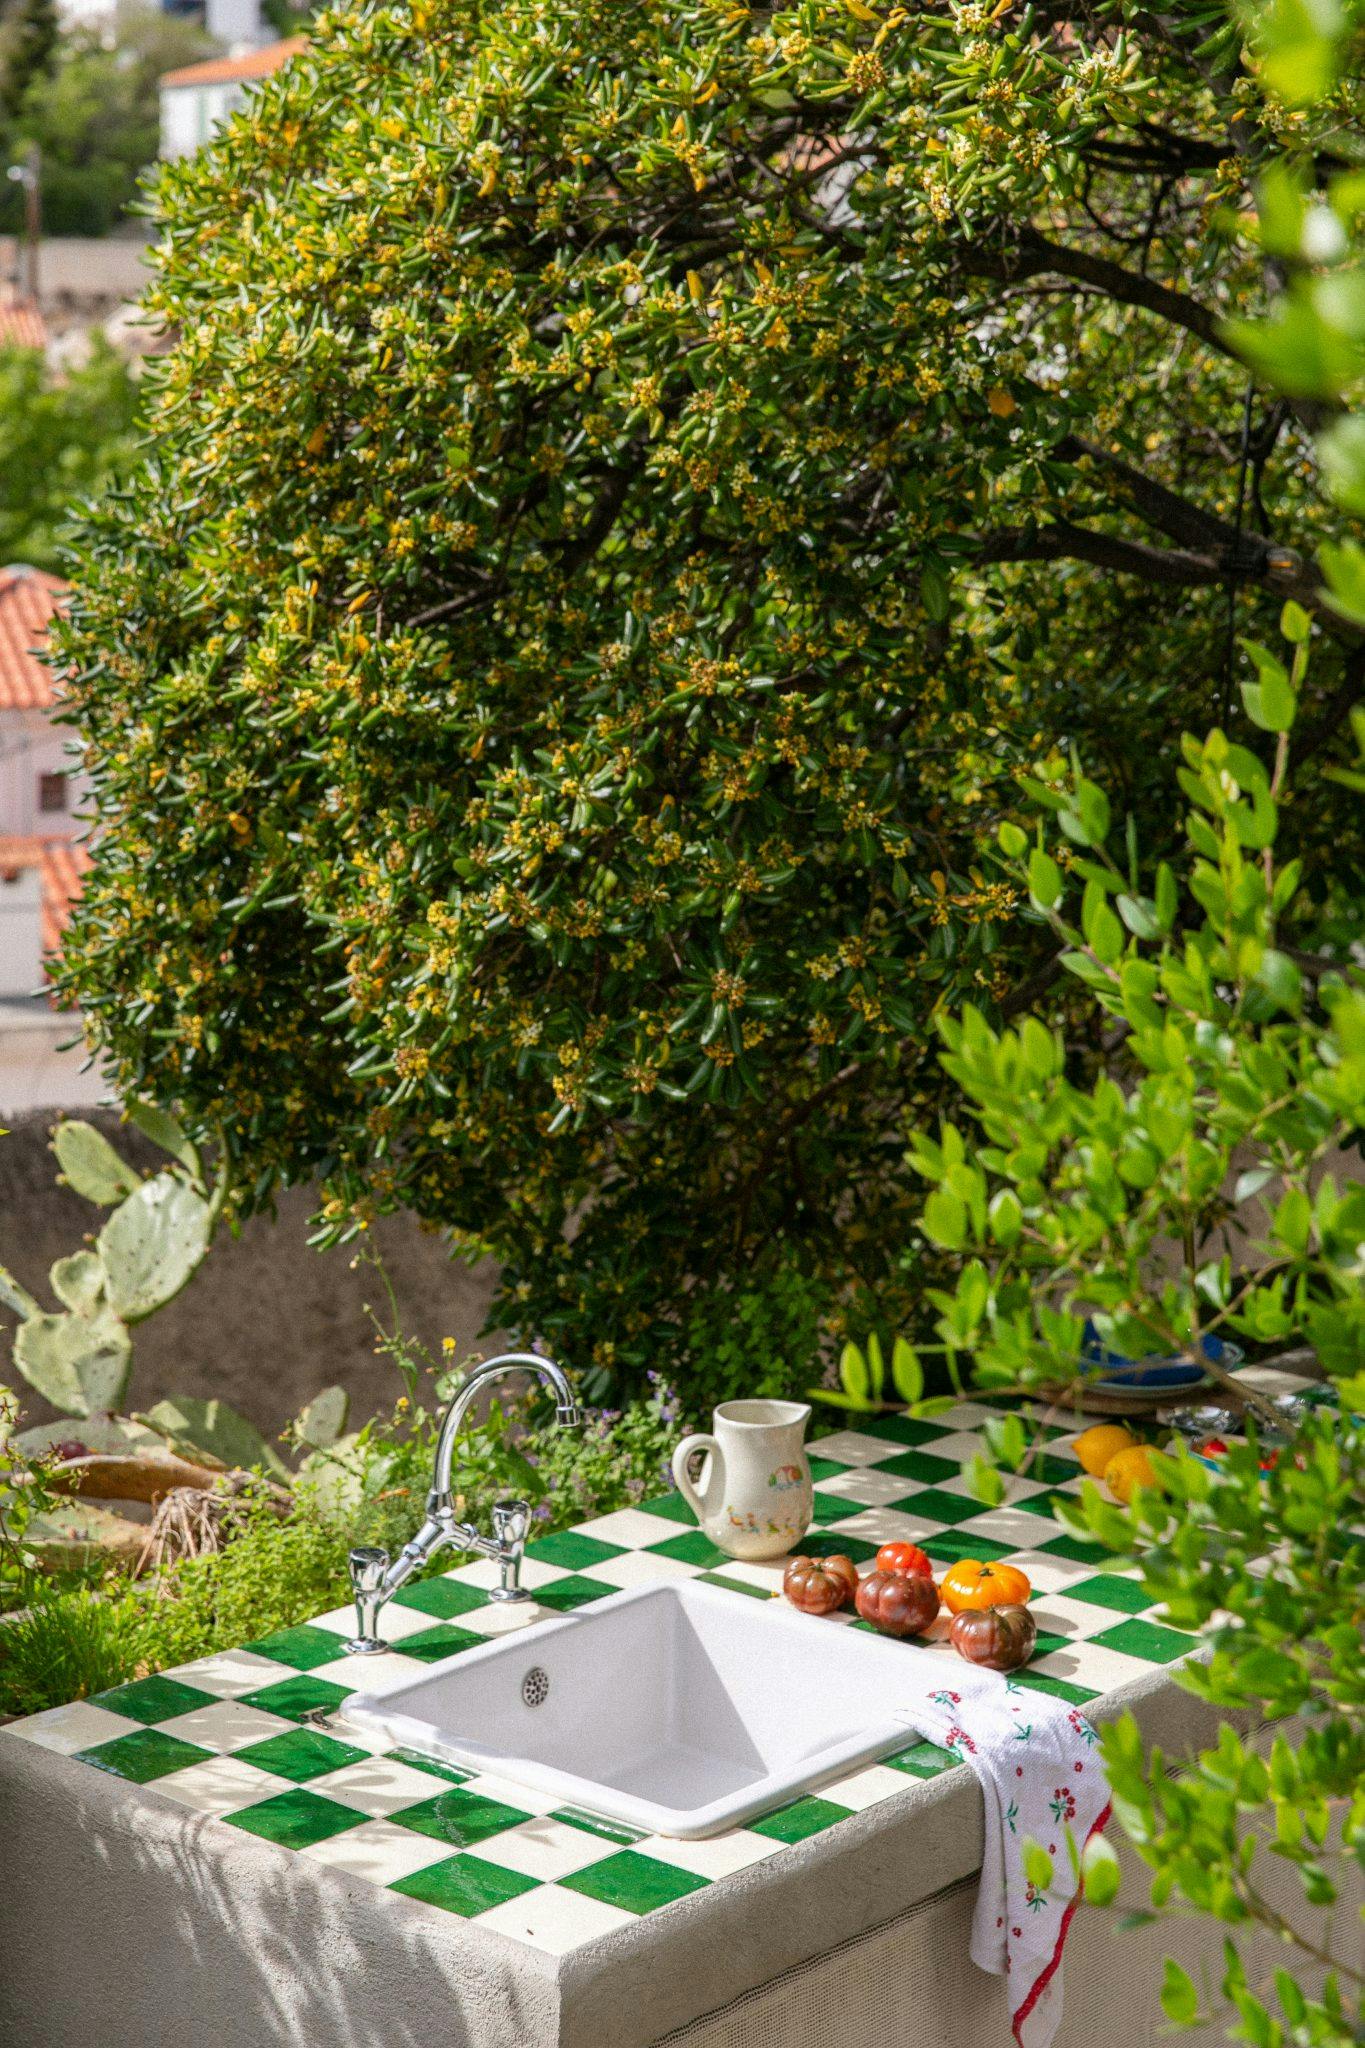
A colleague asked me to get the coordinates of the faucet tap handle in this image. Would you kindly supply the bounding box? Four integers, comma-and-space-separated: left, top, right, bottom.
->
346, 1545, 391, 1656
489, 1500, 531, 1604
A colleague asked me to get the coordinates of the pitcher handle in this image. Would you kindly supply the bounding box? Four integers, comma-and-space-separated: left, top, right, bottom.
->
671, 1433, 721, 1521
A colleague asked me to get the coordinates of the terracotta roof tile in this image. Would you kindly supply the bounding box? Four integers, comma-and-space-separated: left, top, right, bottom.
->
161, 35, 305, 89
0, 834, 91, 965
0, 565, 66, 712
0, 298, 46, 351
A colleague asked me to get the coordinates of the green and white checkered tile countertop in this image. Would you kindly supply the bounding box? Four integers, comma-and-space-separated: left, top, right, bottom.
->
3, 1366, 1311, 1960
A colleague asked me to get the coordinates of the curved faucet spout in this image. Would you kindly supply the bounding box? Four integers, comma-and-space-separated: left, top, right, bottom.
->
430, 1352, 581, 1512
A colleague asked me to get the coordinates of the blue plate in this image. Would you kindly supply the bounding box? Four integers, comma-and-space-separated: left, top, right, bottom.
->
1080, 1323, 1240, 1392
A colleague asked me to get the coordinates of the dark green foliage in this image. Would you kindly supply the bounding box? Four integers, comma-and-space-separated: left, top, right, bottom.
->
0, 0, 57, 121
0, 341, 141, 572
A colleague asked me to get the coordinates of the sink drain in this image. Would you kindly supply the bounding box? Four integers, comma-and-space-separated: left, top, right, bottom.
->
521, 1666, 550, 1708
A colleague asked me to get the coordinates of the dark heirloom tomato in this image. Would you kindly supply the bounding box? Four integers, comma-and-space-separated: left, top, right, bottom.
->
783, 1553, 859, 1615
854, 1568, 940, 1638
949, 1603, 1038, 1672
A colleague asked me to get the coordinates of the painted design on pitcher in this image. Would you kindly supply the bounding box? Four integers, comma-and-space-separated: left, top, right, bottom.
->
726, 1505, 807, 1538
767, 1464, 805, 1491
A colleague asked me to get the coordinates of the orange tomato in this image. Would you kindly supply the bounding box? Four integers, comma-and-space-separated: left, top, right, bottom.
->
940, 1558, 1032, 1614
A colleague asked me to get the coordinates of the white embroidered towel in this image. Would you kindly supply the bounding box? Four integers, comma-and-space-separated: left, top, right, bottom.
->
900, 1667, 1111, 2048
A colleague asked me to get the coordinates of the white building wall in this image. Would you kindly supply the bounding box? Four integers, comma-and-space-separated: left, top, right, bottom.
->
205, 0, 273, 46
0, 709, 84, 839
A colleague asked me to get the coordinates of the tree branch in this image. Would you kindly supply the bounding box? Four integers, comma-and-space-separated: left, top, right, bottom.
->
956, 225, 1230, 360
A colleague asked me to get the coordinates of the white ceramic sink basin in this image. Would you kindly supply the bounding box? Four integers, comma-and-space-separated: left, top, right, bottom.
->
346, 1580, 927, 1838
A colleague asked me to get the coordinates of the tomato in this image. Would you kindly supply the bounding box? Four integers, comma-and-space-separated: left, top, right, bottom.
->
939, 1558, 1032, 1614
875, 1541, 933, 1579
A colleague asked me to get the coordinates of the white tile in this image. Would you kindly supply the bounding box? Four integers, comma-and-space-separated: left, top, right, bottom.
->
814, 1467, 916, 1508
703, 1558, 786, 1594
474, 1880, 635, 1954
468, 1816, 620, 1882
308, 1754, 459, 1817
164, 1700, 295, 1753
931, 1402, 999, 1429
569, 1507, 683, 1549
636, 1828, 782, 1879
808, 1430, 899, 1467
298, 1817, 452, 1884
309, 1652, 403, 1691
822, 1507, 942, 1544
460, 1601, 549, 1640
162, 1649, 284, 1698
450, 1556, 570, 1593
1004, 1551, 1099, 1595
456, 1770, 563, 1816
934, 1472, 1052, 1506
308, 1601, 436, 1643
953, 1506, 1063, 1547
816, 1763, 910, 1813
580, 1549, 701, 1589
3, 1701, 137, 1756
1033, 1643, 1158, 1695
918, 1430, 990, 1463
1030, 1595, 1142, 1642
151, 1754, 293, 1815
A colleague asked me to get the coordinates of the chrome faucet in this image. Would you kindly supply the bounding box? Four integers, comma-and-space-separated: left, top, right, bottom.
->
344, 1351, 580, 1655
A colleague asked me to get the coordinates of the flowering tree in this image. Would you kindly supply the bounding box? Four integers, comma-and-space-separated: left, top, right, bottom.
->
59, 0, 1365, 1390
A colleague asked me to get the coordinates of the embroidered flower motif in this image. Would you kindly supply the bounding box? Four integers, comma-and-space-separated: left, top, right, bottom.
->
1005, 1798, 1019, 1834
1013, 1721, 1033, 1742
944, 1724, 977, 1754
1024, 1881, 1048, 1913
931, 1689, 961, 1706
1050, 1786, 1078, 1823
1068, 1708, 1098, 1746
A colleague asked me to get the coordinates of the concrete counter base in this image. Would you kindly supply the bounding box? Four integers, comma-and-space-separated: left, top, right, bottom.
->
1, 1667, 1231, 2048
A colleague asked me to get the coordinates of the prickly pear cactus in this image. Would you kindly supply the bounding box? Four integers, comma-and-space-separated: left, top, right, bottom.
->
13, 1300, 132, 1417
98, 1173, 210, 1323
50, 1121, 143, 1206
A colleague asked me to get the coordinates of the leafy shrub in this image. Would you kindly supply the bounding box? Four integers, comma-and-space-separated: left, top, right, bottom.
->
0, 1585, 147, 1720
0, 342, 140, 573
57, 0, 1365, 1399
912, 638, 1364, 2047
522, 1373, 681, 1525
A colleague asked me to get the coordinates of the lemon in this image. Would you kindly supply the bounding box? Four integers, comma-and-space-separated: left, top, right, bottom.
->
1073, 1423, 1138, 1480
1103, 1444, 1159, 1503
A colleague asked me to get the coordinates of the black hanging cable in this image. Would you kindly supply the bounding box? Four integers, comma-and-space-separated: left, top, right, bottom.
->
1220, 376, 1256, 725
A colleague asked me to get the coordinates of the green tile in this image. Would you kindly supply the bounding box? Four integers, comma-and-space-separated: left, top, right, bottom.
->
239, 1675, 353, 1722
1094, 1617, 1194, 1664
810, 1490, 860, 1526
90, 1675, 216, 1725
243, 1625, 350, 1672
391, 1576, 488, 1620
394, 1788, 531, 1847
875, 1449, 959, 1485
525, 1529, 626, 1568
532, 1574, 616, 1613
225, 1788, 364, 1851
886, 1738, 960, 1779
750, 1794, 852, 1843
79, 1728, 212, 1784
697, 1571, 773, 1600
1066, 1573, 1152, 1615
796, 1530, 879, 1565
884, 1487, 986, 1526
860, 1414, 951, 1447
1028, 1630, 1069, 1661
553, 1806, 647, 1845
1038, 1532, 1112, 1567
635, 1491, 696, 1524
1010, 1670, 1100, 1706
398, 1624, 485, 1664
560, 1849, 709, 1914
390, 1748, 472, 1787
234, 1728, 369, 1784
646, 1528, 730, 1567
807, 1455, 850, 1482
391, 1853, 539, 1917
1023, 1453, 1085, 1487
920, 1531, 1017, 1565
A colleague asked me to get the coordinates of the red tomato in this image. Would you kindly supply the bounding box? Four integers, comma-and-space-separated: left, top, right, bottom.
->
875, 1541, 933, 1579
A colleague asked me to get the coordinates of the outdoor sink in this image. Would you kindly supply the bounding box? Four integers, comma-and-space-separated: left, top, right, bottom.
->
345, 1579, 926, 1839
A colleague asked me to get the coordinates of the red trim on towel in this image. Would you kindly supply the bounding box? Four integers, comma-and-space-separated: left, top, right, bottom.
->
1011, 1802, 1113, 2048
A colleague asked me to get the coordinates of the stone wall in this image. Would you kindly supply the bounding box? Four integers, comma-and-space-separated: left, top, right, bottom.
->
0, 1108, 502, 1436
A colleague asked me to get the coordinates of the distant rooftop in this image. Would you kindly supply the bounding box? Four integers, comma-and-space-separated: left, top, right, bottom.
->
0, 836, 90, 962
0, 297, 46, 352
160, 35, 306, 89
0, 566, 65, 713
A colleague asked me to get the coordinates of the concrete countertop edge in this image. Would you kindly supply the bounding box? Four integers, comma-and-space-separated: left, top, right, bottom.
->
0, 1657, 1228, 2048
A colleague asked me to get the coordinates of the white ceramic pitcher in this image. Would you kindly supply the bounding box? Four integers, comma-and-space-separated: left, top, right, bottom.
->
670, 1399, 814, 1560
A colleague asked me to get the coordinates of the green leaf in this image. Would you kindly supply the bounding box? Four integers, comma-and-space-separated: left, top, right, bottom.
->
51, 1121, 143, 1206
1161, 1960, 1199, 2027
997, 821, 1027, 858
1021, 1838, 1054, 1891
965, 1453, 1005, 1506
890, 1336, 923, 1405
126, 1101, 202, 1179
923, 1187, 967, 1249
1240, 651, 1297, 733
1027, 848, 1063, 911
98, 1173, 211, 1323
1081, 1832, 1121, 1907
839, 1340, 873, 1406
